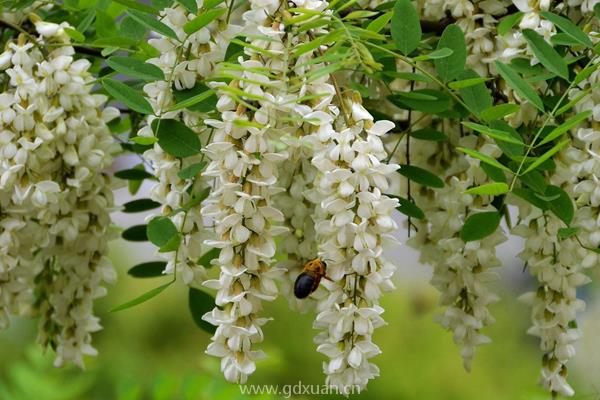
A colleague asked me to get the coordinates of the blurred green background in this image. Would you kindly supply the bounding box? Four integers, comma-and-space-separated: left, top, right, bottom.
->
1, 238, 600, 400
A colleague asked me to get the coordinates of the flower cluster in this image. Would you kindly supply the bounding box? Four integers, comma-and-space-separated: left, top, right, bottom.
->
513, 210, 590, 397
509, 58, 600, 397
309, 94, 398, 392
199, 0, 291, 383
0, 20, 119, 367
139, 1, 238, 285
407, 132, 506, 370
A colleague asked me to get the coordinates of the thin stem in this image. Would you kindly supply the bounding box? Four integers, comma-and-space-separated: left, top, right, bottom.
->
385, 113, 426, 163
405, 68, 416, 237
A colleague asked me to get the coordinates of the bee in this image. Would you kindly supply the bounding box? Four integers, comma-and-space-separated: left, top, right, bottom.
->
294, 259, 329, 299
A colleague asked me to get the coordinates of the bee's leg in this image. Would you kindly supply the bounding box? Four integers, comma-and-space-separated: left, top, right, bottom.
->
323, 275, 333, 281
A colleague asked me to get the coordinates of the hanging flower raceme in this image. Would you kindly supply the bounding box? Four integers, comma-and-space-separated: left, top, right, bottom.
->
138, 1, 239, 285
0, 19, 119, 367
509, 62, 600, 397
513, 207, 590, 397
407, 132, 506, 371
199, 0, 293, 384
309, 93, 398, 393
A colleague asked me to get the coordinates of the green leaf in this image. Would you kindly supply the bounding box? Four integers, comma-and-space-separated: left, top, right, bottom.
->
113, 0, 158, 13
198, 248, 220, 268
115, 168, 154, 180
128, 9, 178, 40
519, 170, 547, 193
366, 11, 392, 33
120, 15, 148, 40
457, 69, 492, 115
557, 227, 580, 240
388, 89, 452, 114
152, 119, 202, 158
480, 103, 520, 122
462, 122, 524, 145
101, 46, 120, 57
147, 216, 178, 247
460, 211, 501, 242
497, 12, 524, 36
131, 136, 158, 145
551, 33, 582, 47
410, 127, 447, 141
382, 71, 432, 83
396, 91, 437, 100
458, 147, 513, 173
344, 10, 379, 20
111, 281, 173, 312
491, 120, 524, 157
224, 40, 245, 61
178, 161, 207, 180
204, 0, 226, 8
573, 63, 600, 85
159, 234, 181, 253
123, 198, 161, 213
128, 164, 146, 195
522, 29, 569, 80
448, 76, 490, 90
394, 196, 425, 219
106, 56, 165, 81
169, 84, 216, 112
76, 9, 96, 33
64, 27, 85, 42
122, 225, 148, 242
464, 182, 509, 196
391, 0, 421, 55
183, 8, 226, 35
536, 111, 592, 146
494, 61, 544, 112
521, 139, 569, 175
189, 288, 216, 333
513, 187, 549, 210
481, 163, 507, 183
128, 261, 167, 278
413, 47, 453, 61
546, 185, 574, 225
434, 24, 466, 82
540, 12, 592, 48
177, 0, 198, 12
398, 165, 444, 188
102, 78, 154, 114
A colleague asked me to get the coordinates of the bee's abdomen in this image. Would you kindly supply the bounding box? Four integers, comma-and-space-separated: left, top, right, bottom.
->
294, 273, 316, 299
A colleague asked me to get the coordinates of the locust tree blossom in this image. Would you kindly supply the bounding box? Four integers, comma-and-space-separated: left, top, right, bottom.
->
513, 207, 590, 397
199, 0, 293, 383
407, 133, 506, 370
310, 94, 399, 392
138, 1, 239, 285
509, 60, 600, 397
0, 21, 119, 367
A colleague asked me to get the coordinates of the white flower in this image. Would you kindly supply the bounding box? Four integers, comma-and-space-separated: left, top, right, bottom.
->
0, 22, 119, 368
310, 92, 398, 391
198, 0, 291, 383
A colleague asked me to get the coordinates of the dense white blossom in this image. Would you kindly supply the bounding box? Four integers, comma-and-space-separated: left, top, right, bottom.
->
139, 1, 239, 286
407, 132, 506, 370
0, 21, 119, 367
309, 92, 399, 392
513, 208, 590, 397
199, 0, 292, 383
